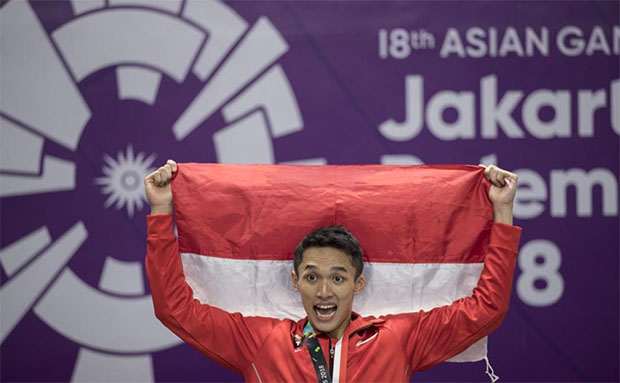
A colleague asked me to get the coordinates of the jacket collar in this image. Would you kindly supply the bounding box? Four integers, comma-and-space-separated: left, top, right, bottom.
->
292, 312, 384, 340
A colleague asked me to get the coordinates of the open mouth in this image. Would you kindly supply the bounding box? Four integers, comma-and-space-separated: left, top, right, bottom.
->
314, 304, 337, 321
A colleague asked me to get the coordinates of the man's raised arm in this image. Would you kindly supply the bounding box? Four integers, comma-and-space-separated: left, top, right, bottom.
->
144, 160, 280, 375
385, 165, 521, 374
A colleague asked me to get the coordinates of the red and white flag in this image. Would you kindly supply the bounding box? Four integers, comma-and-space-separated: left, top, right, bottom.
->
172, 163, 494, 362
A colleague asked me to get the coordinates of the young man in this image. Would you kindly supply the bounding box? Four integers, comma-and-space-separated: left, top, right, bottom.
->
145, 160, 521, 382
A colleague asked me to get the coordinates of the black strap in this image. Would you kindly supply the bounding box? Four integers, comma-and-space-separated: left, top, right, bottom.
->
304, 335, 332, 383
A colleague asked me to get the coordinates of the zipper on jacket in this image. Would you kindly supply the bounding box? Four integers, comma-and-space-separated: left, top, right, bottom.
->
329, 338, 334, 377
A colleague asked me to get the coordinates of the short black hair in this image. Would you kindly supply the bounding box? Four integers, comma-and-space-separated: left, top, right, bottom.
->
294, 225, 364, 279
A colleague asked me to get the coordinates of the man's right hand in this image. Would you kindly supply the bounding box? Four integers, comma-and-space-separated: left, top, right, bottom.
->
144, 159, 177, 215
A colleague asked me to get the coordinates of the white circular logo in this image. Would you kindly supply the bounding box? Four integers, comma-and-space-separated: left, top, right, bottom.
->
0, 0, 315, 380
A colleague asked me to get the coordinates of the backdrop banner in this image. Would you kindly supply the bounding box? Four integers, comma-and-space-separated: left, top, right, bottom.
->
0, 0, 618, 382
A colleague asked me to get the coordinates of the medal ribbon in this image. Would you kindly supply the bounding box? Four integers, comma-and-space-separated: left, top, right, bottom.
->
303, 322, 332, 383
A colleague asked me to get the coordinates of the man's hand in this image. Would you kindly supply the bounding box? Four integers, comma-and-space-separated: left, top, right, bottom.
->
144, 159, 177, 215
483, 165, 518, 225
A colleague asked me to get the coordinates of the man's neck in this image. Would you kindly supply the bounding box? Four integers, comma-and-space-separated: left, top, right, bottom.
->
326, 317, 351, 339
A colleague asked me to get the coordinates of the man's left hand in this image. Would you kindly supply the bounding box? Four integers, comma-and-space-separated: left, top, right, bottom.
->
483, 165, 518, 225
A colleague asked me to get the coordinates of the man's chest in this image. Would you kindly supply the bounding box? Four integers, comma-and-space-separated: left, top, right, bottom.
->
246, 327, 410, 382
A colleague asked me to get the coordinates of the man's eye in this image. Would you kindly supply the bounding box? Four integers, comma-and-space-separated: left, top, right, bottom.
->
333, 275, 344, 283
307, 274, 317, 282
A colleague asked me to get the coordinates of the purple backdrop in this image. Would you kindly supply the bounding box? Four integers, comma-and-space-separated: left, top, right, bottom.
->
0, 0, 618, 381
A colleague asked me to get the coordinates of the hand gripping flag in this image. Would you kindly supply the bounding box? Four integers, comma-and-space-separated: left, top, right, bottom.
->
171, 163, 495, 362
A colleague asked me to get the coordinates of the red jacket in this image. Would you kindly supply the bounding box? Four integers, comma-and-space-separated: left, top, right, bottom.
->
146, 214, 521, 382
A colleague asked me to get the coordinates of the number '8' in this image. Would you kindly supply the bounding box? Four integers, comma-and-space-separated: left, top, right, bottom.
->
389, 28, 411, 59
517, 240, 564, 307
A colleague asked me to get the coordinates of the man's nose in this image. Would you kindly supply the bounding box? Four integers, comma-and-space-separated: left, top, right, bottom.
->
317, 280, 333, 298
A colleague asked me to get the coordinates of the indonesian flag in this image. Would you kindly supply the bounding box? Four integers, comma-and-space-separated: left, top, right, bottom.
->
172, 164, 494, 362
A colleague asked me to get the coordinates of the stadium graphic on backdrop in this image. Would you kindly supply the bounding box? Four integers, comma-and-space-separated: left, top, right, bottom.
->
0, 0, 319, 380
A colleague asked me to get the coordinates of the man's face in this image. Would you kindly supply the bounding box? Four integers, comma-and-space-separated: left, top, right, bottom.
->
291, 247, 365, 339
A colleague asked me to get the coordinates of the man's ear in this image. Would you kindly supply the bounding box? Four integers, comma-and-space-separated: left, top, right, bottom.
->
291, 270, 299, 291
353, 275, 366, 295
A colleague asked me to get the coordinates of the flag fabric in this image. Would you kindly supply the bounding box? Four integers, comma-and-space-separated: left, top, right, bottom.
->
171, 163, 494, 362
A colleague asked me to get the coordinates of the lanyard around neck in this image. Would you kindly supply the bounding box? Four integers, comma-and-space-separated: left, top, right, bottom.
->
303, 322, 332, 383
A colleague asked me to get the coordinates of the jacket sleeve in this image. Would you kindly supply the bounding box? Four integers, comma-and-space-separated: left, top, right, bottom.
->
145, 214, 281, 375
385, 222, 521, 372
